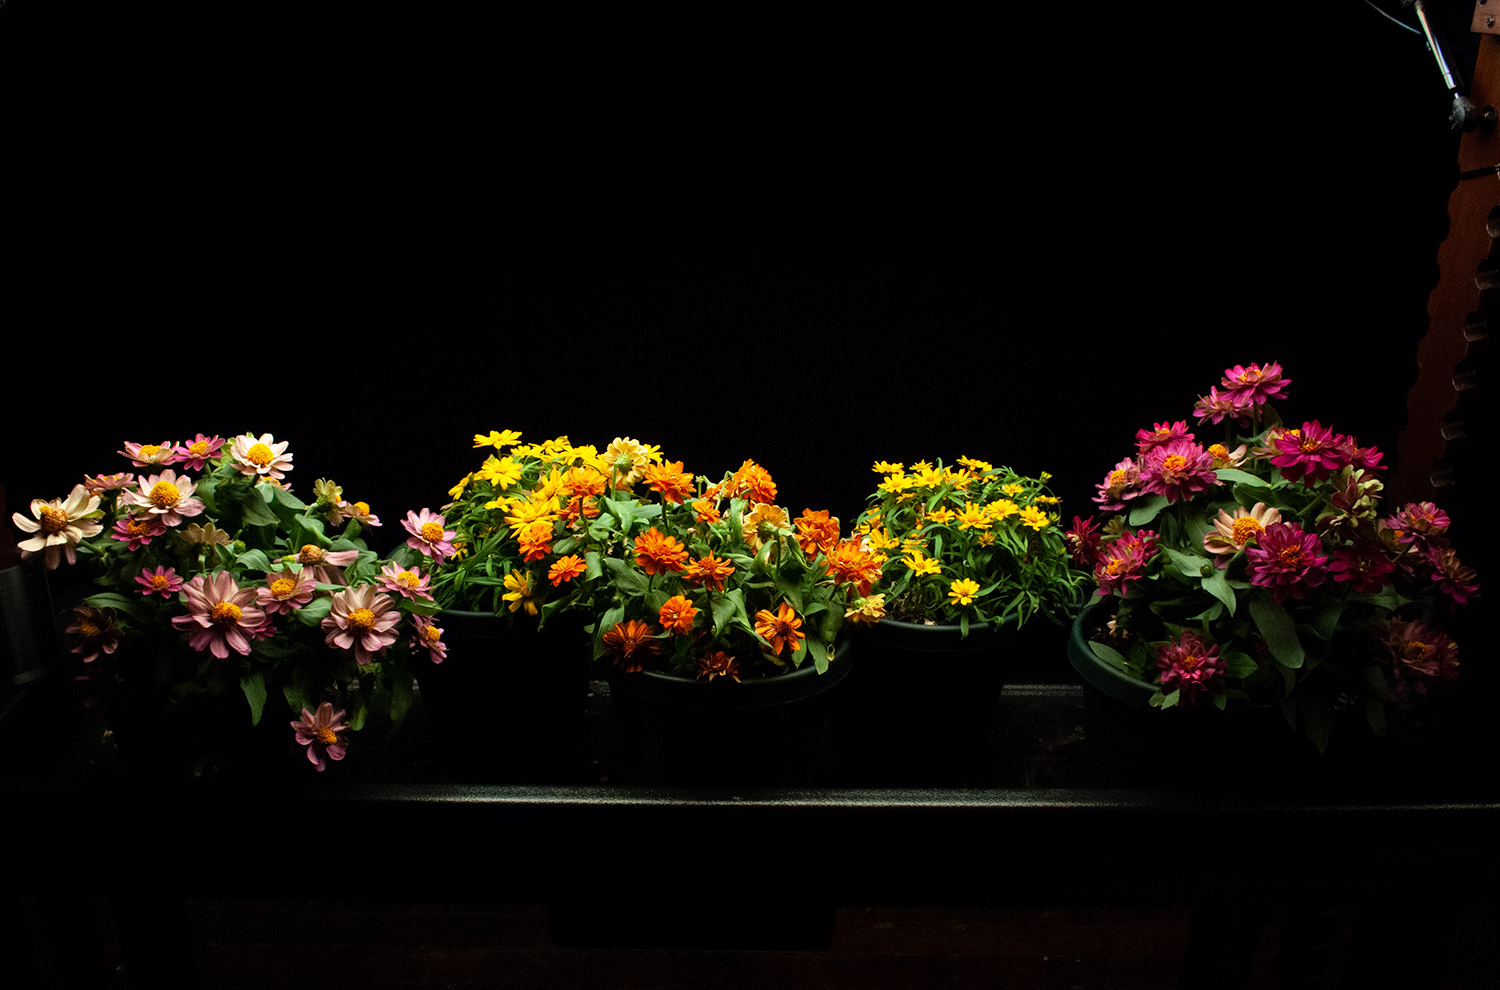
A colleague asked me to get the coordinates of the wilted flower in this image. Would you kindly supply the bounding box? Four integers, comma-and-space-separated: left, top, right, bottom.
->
65, 604, 121, 663
291, 702, 349, 772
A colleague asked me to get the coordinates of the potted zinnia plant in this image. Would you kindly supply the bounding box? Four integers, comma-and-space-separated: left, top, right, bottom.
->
11, 433, 428, 781
841, 458, 1090, 785
387, 430, 632, 780
1066, 361, 1478, 772
581, 450, 883, 784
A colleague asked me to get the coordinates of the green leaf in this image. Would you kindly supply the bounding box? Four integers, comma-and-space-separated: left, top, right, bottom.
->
1222, 650, 1259, 680
236, 549, 275, 573
1200, 566, 1237, 615
1215, 468, 1267, 487
240, 671, 267, 727
1248, 591, 1304, 669
1127, 494, 1169, 527
1163, 547, 1211, 580
1088, 640, 1130, 672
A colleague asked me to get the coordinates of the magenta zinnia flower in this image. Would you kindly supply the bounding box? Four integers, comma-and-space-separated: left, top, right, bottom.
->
1383, 619, 1459, 697
291, 702, 349, 772
135, 565, 185, 598
1193, 385, 1255, 427
1328, 541, 1396, 593
1427, 546, 1479, 605
1094, 535, 1156, 597
1155, 630, 1223, 706
1245, 522, 1329, 602
1384, 501, 1451, 547
378, 562, 436, 601
402, 508, 458, 562
1139, 438, 1219, 503
1270, 421, 1349, 484
174, 433, 226, 471
321, 584, 401, 665
1219, 361, 1291, 407
411, 615, 448, 663
1064, 515, 1104, 569
1134, 420, 1192, 452
1093, 458, 1144, 512
171, 571, 269, 660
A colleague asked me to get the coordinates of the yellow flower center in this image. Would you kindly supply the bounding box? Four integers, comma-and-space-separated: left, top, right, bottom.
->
316, 727, 339, 746
1231, 517, 1263, 546
270, 577, 297, 597
398, 571, 421, 589
149, 480, 181, 508
78, 620, 100, 638
38, 505, 70, 534
189, 440, 209, 456
1403, 641, 1432, 663
1299, 438, 1320, 454
246, 442, 275, 466
211, 602, 243, 625
347, 607, 376, 630
420, 521, 445, 542
353, 501, 370, 515
1162, 454, 1187, 473
139, 444, 163, 458
299, 545, 325, 563
1208, 443, 1229, 460
1180, 653, 1202, 670
424, 625, 443, 643
151, 574, 172, 590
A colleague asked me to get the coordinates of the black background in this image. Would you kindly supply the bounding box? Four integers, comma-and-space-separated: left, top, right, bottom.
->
5, 2, 1476, 556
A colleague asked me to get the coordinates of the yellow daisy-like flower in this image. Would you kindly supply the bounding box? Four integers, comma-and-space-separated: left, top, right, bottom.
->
957, 456, 993, 473
501, 569, 542, 616
987, 499, 1021, 520
449, 474, 473, 499
845, 594, 887, 626
977, 531, 997, 546
604, 437, 658, 488
878, 473, 915, 495
872, 461, 904, 474
948, 578, 981, 607
902, 549, 942, 577
476, 455, 524, 488
1018, 506, 1051, 531
1001, 482, 1026, 497
503, 496, 559, 537
955, 502, 992, 530
910, 465, 948, 489
1035, 495, 1060, 505
474, 429, 523, 449
925, 506, 957, 526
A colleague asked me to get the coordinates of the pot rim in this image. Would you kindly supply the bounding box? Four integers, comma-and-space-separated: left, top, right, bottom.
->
1068, 596, 1157, 708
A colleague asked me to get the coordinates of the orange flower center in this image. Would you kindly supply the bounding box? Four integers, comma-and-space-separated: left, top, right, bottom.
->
300, 545, 325, 563
189, 441, 209, 456
347, 608, 376, 630
246, 442, 274, 466
151, 574, 172, 590
149, 480, 181, 508
78, 620, 101, 638
316, 727, 339, 746
1162, 455, 1187, 473
1208, 443, 1229, 460
1276, 546, 1305, 567
1299, 438, 1320, 454
38, 505, 70, 534
1403, 641, 1432, 663
270, 577, 297, 597
1231, 517, 1263, 546
420, 521, 445, 542
211, 602, 243, 625
1180, 653, 1201, 671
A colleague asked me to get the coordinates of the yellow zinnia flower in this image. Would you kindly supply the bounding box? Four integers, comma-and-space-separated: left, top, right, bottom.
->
1019, 506, 1051, 531
903, 549, 941, 576
501, 569, 542, 616
948, 578, 981, 607
474, 429, 523, 449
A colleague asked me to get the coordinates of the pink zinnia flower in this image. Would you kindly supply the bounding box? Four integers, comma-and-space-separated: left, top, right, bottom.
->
1094, 536, 1155, 597
84, 472, 136, 494
229, 432, 294, 480
402, 508, 458, 562
1134, 420, 1192, 452
293, 544, 361, 586
1155, 630, 1224, 706
1139, 438, 1219, 503
118, 441, 179, 468
174, 433, 226, 471
321, 584, 401, 665
1427, 546, 1479, 605
1093, 458, 1144, 512
1245, 522, 1329, 602
378, 562, 436, 601
120, 470, 207, 527
1219, 362, 1291, 407
135, 565, 185, 598
1193, 385, 1255, 427
1328, 541, 1396, 593
171, 571, 269, 660
1270, 421, 1349, 484
1384, 501, 1451, 547
1383, 619, 1459, 697
411, 615, 448, 663
291, 702, 349, 772
110, 514, 169, 550
257, 566, 318, 615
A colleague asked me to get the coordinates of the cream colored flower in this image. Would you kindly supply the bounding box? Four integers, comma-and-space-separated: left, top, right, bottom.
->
12, 484, 102, 569
603, 437, 657, 489
740, 502, 791, 552
229, 432, 293, 480
1204, 502, 1283, 557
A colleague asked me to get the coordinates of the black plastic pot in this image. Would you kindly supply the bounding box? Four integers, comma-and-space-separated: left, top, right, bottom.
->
838, 615, 1020, 787
414, 610, 593, 782
606, 650, 852, 786
1, 558, 62, 688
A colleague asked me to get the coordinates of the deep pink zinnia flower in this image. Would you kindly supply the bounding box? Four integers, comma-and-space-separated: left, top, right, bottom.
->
1385, 501, 1452, 547
1219, 362, 1291, 407
174, 433, 226, 471
291, 701, 350, 771
135, 565, 185, 598
1383, 619, 1459, 697
170, 571, 269, 660
1155, 630, 1223, 706
1139, 438, 1219, 503
1094, 537, 1155, 597
1193, 385, 1255, 427
321, 584, 402, 665
1427, 546, 1479, 605
402, 508, 458, 562
1064, 515, 1104, 569
1134, 420, 1192, 452
1328, 542, 1396, 593
1270, 421, 1349, 484
1093, 458, 1144, 512
1246, 522, 1329, 602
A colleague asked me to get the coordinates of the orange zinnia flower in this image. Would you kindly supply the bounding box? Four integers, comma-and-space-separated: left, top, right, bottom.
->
683, 552, 736, 591
548, 554, 587, 586
658, 594, 698, 634
516, 519, 555, 562
794, 508, 841, 556
754, 601, 804, 655
824, 538, 885, 596
642, 460, 695, 505
727, 459, 778, 503
696, 650, 741, 682
602, 619, 660, 673
633, 527, 690, 576
692, 499, 721, 525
